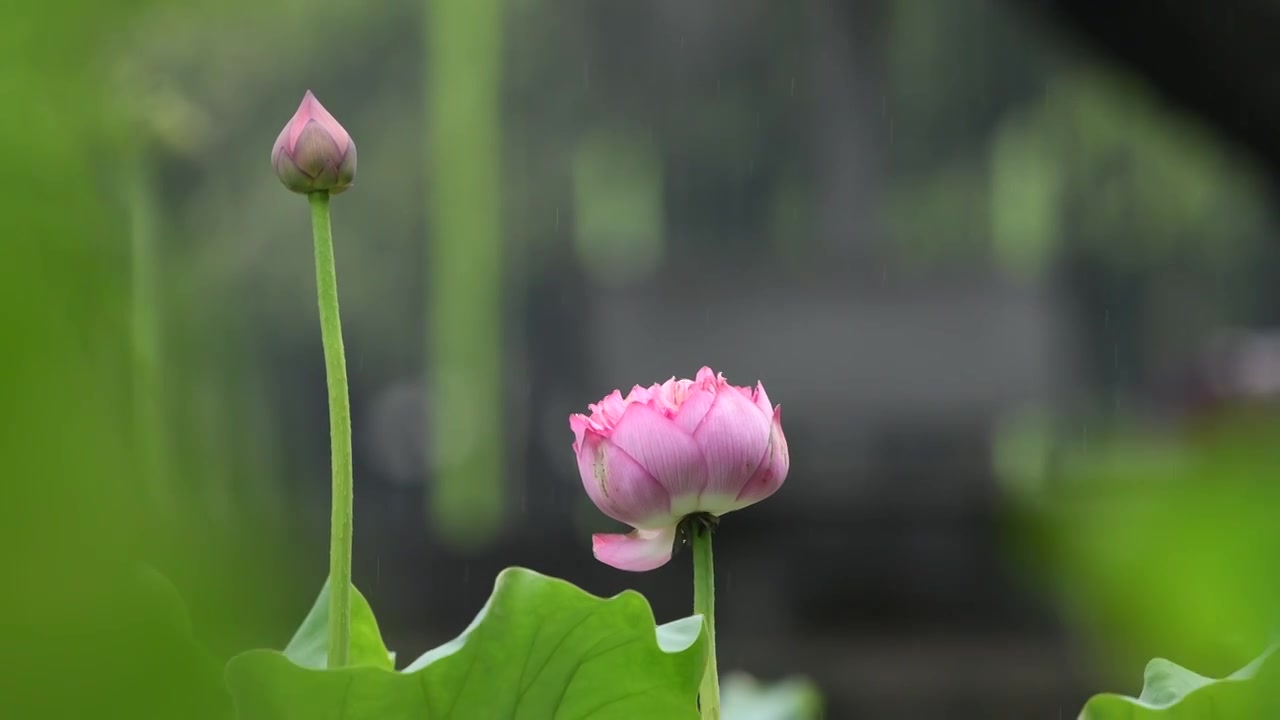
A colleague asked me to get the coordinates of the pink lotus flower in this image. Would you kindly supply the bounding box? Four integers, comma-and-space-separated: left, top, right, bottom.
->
570, 367, 789, 571
271, 90, 357, 195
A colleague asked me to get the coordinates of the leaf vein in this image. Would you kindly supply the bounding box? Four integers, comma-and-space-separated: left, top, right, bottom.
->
518, 604, 603, 711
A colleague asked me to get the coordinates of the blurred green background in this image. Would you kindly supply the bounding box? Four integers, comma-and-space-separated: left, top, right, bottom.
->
4, 0, 1279, 717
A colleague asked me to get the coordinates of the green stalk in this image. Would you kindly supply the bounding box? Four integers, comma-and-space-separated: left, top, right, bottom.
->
308, 190, 353, 668
692, 522, 720, 719
126, 147, 170, 513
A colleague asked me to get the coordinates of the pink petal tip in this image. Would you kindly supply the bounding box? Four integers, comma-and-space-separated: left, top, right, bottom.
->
591, 526, 678, 572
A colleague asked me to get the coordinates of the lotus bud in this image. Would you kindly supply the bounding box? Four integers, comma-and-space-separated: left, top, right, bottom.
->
271, 90, 357, 195
569, 367, 789, 571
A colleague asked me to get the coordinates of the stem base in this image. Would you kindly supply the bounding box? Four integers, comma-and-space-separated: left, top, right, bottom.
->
688, 515, 720, 720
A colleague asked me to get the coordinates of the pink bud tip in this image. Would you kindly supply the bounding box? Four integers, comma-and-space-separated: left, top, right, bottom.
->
271, 91, 357, 195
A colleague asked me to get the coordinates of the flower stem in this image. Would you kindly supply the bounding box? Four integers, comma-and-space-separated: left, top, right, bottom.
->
308, 190, 354, 669
691, 520, 720, 719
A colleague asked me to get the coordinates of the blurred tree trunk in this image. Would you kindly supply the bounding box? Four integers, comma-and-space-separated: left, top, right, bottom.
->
810, 0, 886, 263
425, 0, 506, 549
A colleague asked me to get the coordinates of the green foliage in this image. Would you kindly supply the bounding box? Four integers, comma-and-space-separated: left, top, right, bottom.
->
1025, 418, 1280, 672
572, 128, 665, 285
1028, 67, 1269, 270
5, 566, 232, 719
281, 579, 395, 670
1011, 418, 1280, 718
882, 155, 991, 267
1080, 645, 1280, 718
0, 1, 286, 716
226, 568, 708, 719
885, 18, 1273, 278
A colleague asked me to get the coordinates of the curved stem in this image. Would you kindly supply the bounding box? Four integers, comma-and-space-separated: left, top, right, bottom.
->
309, 190, 354, 668
691, 521, 720, 719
